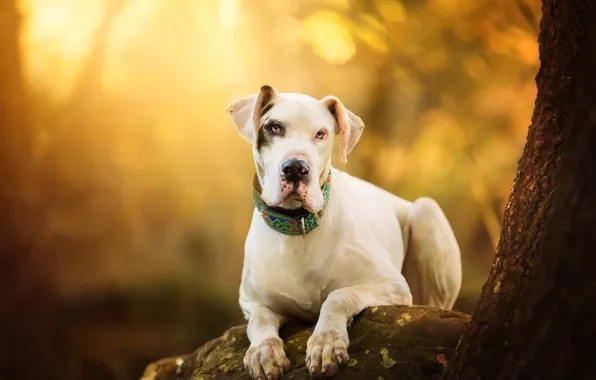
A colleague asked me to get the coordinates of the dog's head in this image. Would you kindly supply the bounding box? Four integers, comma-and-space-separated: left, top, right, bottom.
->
226, 85, 364, 212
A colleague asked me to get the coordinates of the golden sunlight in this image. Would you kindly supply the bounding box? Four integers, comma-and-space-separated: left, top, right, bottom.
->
301, 10, 356, 65
10, 0, 540, 330
218, 0, 239, 30
21, 0, 102, 99
2, 1, 545, 376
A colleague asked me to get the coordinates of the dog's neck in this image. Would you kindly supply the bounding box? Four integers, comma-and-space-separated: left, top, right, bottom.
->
252, 169, 332, 235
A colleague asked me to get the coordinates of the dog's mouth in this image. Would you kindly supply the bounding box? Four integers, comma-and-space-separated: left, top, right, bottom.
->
274, 181, 314, 210
257, 165, 325, 213
285, 192, 301, 201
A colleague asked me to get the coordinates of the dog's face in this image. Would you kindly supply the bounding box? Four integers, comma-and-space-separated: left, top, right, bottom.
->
226, 86, 365, 212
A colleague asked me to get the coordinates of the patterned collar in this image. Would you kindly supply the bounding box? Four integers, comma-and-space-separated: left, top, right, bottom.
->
252, 171, 332, 235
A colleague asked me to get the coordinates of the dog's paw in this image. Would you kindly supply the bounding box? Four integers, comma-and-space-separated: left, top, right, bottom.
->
243, 337, 291, 380
305, 327, 350, 378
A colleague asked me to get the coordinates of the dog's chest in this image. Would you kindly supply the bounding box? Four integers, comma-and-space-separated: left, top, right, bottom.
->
248, 235, 335, 317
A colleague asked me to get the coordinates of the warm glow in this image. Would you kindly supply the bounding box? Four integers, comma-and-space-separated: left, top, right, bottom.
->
14, 0, 539, 300
302, 11, 356, 65
22, 0, 102, 99
218, 0, 239, 30
4, 1, 544, 377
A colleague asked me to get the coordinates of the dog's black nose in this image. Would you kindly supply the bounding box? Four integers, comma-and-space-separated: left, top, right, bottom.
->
282, 159, 310, 183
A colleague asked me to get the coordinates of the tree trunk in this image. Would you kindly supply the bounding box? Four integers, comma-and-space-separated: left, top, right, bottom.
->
68, 0, 125, 108
0, 2, 60, 380
443, 1, 596, 379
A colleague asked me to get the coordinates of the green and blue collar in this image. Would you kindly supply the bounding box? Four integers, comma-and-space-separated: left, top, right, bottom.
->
253, 172, 331, 235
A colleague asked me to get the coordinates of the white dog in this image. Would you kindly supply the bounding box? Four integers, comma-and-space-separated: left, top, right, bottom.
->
226, 86, 462, 380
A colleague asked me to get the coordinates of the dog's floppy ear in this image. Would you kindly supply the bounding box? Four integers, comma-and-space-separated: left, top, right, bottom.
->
226, 86, 278, 143
320, 96, 365, 164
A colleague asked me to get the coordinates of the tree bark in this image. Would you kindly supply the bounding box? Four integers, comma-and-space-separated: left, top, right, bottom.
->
443, 0, 596, 379
0, 2, 60, 380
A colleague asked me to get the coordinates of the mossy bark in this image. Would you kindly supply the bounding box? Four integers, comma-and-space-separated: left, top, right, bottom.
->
142, 305, 469, 380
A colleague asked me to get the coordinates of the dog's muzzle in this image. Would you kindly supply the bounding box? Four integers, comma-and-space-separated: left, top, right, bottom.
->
281, 158, 310, 184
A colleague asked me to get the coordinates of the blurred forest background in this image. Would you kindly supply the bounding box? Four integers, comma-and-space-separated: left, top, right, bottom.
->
1, 0, 541, 379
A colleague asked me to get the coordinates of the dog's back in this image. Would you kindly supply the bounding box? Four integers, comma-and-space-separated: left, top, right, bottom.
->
327, 169, 461, 310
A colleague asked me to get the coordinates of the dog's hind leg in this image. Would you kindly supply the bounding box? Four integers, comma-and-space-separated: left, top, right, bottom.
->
401, 197, 462, 310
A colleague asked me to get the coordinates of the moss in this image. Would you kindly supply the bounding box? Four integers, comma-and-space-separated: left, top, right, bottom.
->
379, 348, 396, 368
396, 312, 413, 326
493, 281, 502, 293
141, 305, 470, 380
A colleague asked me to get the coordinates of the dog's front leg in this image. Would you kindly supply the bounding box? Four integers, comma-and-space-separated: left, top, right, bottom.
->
244, 305, 291, 380
306, 280, 412, 378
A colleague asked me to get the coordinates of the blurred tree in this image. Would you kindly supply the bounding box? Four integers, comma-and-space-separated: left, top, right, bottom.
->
35, 0, 132, 295
70, 0, 126, 105
443, 0, 596, 378
0, 1, 61, 380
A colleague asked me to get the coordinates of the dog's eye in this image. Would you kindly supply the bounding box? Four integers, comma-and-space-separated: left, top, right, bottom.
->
315, 129, 327, 140
267, 123, 283, 135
